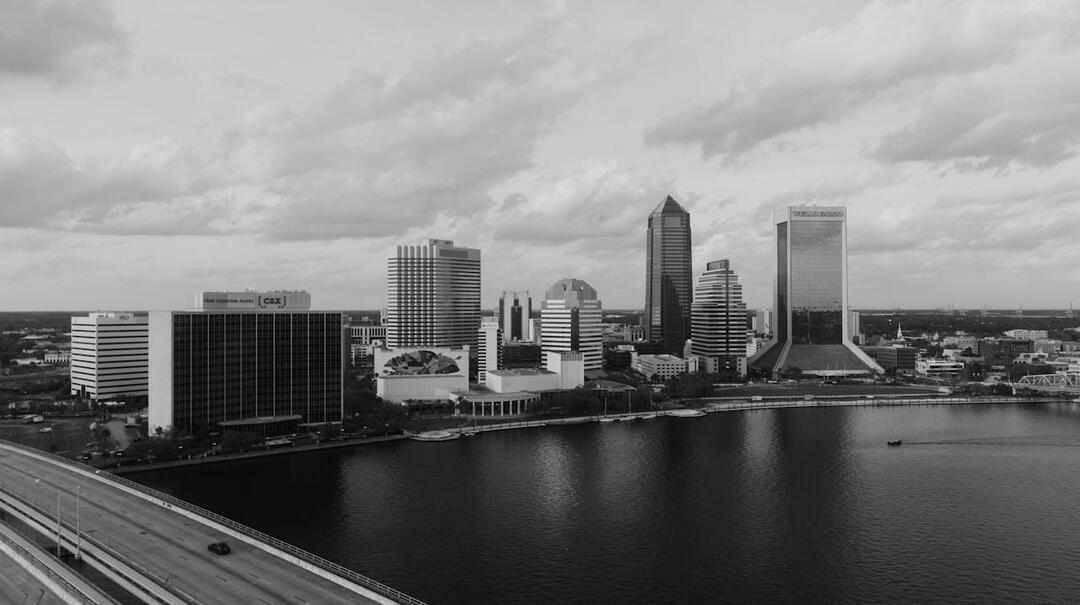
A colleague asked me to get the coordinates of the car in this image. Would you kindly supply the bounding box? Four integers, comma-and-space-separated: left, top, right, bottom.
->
208, 542, 231, 555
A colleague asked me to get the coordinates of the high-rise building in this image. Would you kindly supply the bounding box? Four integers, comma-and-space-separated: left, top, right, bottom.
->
541, 279, 603, 371
754, 308, 773, 336
386, 239, 481, 351
148, 291, 343, 436
690, 260, 748, 375
477, 317, 503, 384
70, 312, 149, 403
498, 291, 531, 343
749, 206, 882, 376
645, 195, 693, 355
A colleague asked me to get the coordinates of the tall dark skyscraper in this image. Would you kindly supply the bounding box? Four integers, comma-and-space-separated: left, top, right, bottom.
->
749, 206, 881, 376
645, 195, 692, 355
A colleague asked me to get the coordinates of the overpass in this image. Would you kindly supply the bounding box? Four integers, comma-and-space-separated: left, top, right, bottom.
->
1014, 373, 1080, 396
0, 440, 425, 605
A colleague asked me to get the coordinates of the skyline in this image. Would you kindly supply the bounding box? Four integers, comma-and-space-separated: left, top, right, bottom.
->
3, 0, 1080, 311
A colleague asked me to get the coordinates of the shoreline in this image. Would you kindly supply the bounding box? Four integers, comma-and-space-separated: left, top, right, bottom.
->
108, 394, 1061, 475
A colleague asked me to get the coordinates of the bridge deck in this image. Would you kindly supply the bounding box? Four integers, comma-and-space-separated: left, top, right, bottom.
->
0, 443, 404, 605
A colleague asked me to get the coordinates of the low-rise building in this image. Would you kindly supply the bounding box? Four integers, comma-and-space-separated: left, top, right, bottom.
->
485, 368, 560, 393
374, 347, 469, 404
860, 346, 918, 372
916, 358, 964, 379
545, 351, 584, 389
632, 354, 688, 380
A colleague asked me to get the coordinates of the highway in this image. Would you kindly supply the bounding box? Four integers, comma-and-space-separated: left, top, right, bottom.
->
0, 442, 405, 605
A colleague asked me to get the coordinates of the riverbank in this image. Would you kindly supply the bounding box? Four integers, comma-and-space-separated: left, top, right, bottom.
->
114, 394, 1055, 475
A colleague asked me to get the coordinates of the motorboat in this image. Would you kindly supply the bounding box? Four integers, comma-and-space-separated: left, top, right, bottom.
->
409, 431, 460, 442
667, 409, 706, 418
887, 440, 903, 447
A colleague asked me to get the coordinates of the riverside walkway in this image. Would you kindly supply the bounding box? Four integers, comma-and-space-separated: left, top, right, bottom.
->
0, 440, 425, 605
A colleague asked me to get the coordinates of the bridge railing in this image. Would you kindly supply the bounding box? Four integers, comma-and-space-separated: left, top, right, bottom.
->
3, 442, 428, 605
0, 517, 104, 605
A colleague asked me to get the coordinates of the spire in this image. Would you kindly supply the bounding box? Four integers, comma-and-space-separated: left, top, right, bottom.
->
896, 323, 903, 340
652, 195, 687, 215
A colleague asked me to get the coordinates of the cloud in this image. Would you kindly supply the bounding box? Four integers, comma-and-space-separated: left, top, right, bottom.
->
242, 16, 600, 240
0, 0, 127, 80
644, 0, 1080, 163
868, 52, 1080, 169
491, 161, 679, 249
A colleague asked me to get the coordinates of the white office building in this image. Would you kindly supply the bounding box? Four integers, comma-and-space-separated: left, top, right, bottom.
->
386, 239, 481, 351
540, 279, 602, 371
690, 259, 748, 375
70, 312, 149, 402
477, 317, 503, 384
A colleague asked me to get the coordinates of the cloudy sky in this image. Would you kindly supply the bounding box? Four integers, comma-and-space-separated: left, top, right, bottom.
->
2, 0, 1079, 312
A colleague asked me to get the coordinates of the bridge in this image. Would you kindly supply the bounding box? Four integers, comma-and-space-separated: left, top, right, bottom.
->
1014, 373, 1080, 396
0, 440, 425, 605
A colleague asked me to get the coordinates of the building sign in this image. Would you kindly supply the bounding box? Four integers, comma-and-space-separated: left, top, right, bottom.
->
199, 291, 311, 310
791, 207, 845, 219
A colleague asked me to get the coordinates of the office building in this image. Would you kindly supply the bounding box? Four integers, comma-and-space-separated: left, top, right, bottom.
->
631, 353, 688, 380
541, 279, 603, 371
503, 340, 542, 368
386, 239, 481, 351
1003, 329, 1048, 340
70, 312, 149, 402
750, 206, 882, 376
477, 317, 503, 384
498, 291, 532, 342
754, 308, 773, 336
148, 291, 343, 436
860, 345, 917, 372
645, 196, 693, 355
690, 259, 748, 375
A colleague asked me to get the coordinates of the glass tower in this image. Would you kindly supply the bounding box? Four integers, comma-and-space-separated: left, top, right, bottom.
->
690, 260, 748, 374
645, 196, 692, 355
750, 206, 881, 376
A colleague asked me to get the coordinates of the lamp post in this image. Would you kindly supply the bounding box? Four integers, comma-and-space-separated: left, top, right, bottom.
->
56, 487, 61, 558
75, 485, 81, 560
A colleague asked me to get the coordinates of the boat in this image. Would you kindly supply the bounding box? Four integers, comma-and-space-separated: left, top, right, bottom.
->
887, 440, 903, 447
667, 409, 706, 418
598, 416, 618, 423
409, 430, 461, 442
640, 413, 658, 420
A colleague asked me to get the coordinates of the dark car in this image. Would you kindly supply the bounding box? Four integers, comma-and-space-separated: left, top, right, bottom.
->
208, 542, 231, 555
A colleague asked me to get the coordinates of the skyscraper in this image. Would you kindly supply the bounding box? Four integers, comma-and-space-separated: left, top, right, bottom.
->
749, 206, 882, 376
645, 195, 692, 355
690, 260, 748, 375
386, 239, 481, 351
540, 279, 602, 371
497, 290, 531, 342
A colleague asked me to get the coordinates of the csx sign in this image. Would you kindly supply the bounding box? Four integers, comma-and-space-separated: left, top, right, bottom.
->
259, 296, 287, 308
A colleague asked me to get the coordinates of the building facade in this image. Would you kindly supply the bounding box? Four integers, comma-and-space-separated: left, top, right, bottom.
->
645, 196, 693, 355
477, 318, 503, 384
690, 259, 748, 375
386, 239, 481, 351
148, 292, 343, 436
632, 353, 688, 380
541, 279, 603, 371
750, 206, 882, 376
71, 312, 149, 402
498, 290, 532, 343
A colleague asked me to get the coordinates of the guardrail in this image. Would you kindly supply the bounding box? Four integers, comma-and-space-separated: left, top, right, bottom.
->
0, 442, 428, 605
0, 519, 104, 605
0, 486, 187, 604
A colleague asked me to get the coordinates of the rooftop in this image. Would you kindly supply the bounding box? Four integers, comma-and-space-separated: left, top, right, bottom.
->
488, 368, 557, 377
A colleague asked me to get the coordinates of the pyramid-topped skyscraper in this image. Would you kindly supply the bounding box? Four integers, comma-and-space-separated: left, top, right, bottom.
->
645, 195, 692, 355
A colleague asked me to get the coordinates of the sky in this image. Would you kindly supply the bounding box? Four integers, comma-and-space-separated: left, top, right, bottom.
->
2, 0, 1079, 312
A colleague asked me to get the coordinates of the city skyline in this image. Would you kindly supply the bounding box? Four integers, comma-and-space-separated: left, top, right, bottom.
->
3, 1, 1080, 312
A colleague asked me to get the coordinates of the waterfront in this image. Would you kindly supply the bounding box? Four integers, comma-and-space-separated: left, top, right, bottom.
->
133, 402, 1080, 604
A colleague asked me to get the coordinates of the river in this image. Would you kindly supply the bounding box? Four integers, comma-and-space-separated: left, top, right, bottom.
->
132, 402, 1080, 604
